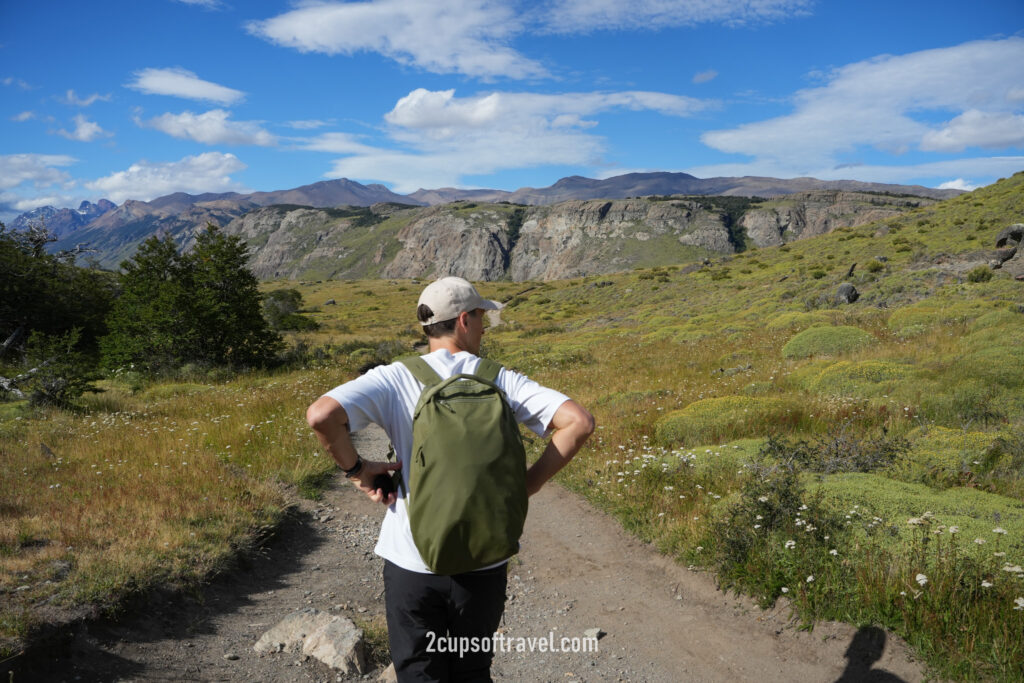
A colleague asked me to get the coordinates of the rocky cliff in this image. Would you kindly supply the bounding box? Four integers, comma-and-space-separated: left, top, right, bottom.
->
739, 192, 936, 247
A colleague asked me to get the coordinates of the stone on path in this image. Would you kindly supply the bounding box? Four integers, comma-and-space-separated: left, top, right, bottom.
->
254, 608, 366, 674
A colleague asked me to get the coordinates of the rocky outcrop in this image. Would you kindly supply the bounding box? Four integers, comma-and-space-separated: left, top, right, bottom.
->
739, 192, 935, 247
507, 199, 731, 280
381, 205, 511, 281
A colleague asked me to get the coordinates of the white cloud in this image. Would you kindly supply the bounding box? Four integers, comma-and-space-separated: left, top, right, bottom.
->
685, 155, 1024, 187
921, 110, 1024, 152
701, 38, 1024, 171
173, 0, 224, 8
85, 152, 248, 203
286, 119, 331, 130
2, 76, 33, 90
299, 132, 378, 154
247, 0, 546, 79
62, 89, 111, 107
938, 178, 980, 191
127, 67, 244, 105
138, 109, 276, 146
57, 114, 110, 142
0, 154, 77, 190
320, 87, 713, 192
693, 70, 718, 84
543, 0, 813, 33
11, 111, 35, 122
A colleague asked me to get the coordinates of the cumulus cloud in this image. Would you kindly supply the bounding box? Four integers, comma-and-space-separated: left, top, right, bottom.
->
0, 154, 77, 190
543, 0, 813, 33
316, 87, 713, 192
700, 38, 1024, 174
138, 109, 276, 146
920, 110, 1024, 152
938, 178, 980, 191
11, 111, 35, 122
57, 114, 110, 142
61, 89, 111, 107
247, 0, 546, 79
127, 67, 244, 105
85, 152, 248, 203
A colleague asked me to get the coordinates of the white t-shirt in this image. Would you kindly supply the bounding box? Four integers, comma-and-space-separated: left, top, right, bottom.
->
323, 349, 569, 573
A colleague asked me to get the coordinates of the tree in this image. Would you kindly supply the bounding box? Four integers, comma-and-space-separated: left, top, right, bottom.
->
100, 225, 282, 373
0, 223, 114, 356
263, 288, 319, 331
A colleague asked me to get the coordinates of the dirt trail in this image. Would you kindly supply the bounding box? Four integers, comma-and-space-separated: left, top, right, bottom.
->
7, 425, 927, 682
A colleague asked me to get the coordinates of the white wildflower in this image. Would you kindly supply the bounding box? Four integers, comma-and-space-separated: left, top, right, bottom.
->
916, 573, 928, 587
780, 587, 789, 593
975, 538, 987, 545
1014, 597, 1024, 611
981, 580, 993, 588
806, 575, 814, 583
830, 549, 838, 556
993, 527, 1007, 535
784, 540, 796, 549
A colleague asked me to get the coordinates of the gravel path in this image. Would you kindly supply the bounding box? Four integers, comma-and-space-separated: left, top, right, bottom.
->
8, 425, 928, 682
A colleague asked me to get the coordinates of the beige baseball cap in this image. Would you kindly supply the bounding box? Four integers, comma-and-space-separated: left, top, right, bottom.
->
417, 276, 500, 325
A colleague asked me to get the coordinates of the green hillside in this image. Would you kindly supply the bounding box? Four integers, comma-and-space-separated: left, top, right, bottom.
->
3, 172, 1023, 679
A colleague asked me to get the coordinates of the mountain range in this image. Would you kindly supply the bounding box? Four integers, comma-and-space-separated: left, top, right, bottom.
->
18, 172, 963, 278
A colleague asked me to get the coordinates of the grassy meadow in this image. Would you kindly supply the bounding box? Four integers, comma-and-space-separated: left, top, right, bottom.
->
3, 172, 1024, 679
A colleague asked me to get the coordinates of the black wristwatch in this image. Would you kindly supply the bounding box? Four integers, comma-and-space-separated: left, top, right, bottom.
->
342, 455, 363, 478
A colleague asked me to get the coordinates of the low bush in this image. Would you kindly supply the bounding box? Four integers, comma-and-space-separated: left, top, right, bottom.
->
781, 326, 876, 359
655, 396, 803, 446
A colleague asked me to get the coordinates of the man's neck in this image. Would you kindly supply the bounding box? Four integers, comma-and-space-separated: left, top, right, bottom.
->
428, 336, 474, 355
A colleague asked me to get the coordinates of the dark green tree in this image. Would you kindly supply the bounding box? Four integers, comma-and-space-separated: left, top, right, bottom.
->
189, 225, 283, 366
263, 288, 319, 331
0, 223, 114, 355
100, 225, 281, 373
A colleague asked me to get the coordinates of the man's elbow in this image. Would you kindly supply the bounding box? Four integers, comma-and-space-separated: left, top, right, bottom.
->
568, 403, 596, 440
306, 397, 343, 432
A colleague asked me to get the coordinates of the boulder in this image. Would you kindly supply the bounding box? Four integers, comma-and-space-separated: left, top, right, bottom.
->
255, 608, 366, 674
835, 282, 860, 305
995, 223, 1024, 248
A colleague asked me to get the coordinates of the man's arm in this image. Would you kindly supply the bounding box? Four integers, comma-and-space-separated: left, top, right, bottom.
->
526, 399, 595, 497
306, 396, 400, 505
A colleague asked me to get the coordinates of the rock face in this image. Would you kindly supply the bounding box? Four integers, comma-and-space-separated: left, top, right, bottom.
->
507, 199, 731, 280
739, 192, 935, 247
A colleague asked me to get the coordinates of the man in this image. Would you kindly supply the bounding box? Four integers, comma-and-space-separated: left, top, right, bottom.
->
306, 276, 595, 682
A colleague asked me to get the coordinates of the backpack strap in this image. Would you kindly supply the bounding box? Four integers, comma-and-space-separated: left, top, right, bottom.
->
399, 356, 442, 387
475, 358, 502, 383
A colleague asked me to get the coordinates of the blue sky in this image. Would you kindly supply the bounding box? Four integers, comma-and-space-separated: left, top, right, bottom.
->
2, 0, 1023, 222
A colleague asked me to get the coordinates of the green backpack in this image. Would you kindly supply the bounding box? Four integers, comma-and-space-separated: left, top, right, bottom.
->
398, 356, 528, 575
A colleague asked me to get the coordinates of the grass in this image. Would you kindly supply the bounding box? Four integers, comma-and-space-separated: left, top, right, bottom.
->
4, 171, 1024, 678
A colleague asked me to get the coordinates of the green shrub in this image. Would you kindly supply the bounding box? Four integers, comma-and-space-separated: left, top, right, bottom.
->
888, 426, 1002, 489
781, 326, 876, 359
967, 266, 993, 283
866, 260, 885, 273
655, 395, 803, 446
809, 360, 913, 398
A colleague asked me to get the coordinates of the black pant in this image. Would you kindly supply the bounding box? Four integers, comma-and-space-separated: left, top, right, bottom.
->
383, 560, 508, 683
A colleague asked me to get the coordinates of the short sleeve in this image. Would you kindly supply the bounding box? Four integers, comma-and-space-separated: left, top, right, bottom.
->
498, 368, 569, 437
322, 366, 395, 433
